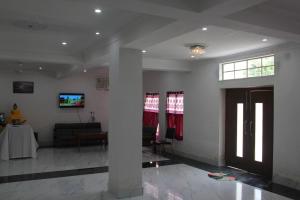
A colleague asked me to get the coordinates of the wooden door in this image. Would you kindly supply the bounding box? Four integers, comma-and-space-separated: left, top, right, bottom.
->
225, 87, 274, 178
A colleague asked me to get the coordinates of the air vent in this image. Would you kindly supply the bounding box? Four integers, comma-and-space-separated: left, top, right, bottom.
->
13, 20, 47, 31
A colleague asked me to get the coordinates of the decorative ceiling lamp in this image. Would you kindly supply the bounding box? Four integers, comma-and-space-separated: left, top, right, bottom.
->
190, 44, 206, 56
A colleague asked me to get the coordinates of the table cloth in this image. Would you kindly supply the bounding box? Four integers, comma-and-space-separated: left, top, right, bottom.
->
0, 124, 38, 160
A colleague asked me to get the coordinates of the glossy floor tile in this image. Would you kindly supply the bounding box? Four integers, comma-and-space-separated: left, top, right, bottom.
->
0, 164, 291, 200
0, 146, 168, 176
163, 153, 300, 199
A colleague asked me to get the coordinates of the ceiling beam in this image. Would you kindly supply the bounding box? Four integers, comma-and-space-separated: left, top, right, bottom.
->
200, 0, 269, 16
99, 0, 268, 21
125, 20, 203, 49
212, 18, 300, 43
143, 57, 192, 72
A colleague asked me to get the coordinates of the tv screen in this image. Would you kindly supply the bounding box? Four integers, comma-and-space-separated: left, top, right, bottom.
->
0, 113, 5, 124
59, 93, 85, 108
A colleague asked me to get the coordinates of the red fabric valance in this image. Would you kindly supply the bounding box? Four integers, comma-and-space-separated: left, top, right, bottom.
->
166, 92, 184, 114
144, 93, 159, 113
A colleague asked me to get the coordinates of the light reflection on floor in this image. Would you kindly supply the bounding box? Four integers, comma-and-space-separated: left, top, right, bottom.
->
0, 164, 291, 200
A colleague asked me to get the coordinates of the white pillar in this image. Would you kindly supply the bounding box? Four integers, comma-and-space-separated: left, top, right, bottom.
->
106, 44, 143, 199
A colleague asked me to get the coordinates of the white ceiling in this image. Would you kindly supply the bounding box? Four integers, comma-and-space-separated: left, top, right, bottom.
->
0, 0, 141, 55
146, 26, 285, 60
0, 0, 299, 75
227, 0, 300, 35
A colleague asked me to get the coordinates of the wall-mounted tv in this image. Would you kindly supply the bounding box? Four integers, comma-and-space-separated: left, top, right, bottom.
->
59, 93, 85, 108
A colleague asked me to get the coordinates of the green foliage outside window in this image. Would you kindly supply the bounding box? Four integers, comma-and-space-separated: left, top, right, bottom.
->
220, 55, 275, 80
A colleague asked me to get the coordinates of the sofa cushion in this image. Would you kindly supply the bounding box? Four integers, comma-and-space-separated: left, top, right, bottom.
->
53, 122, 103, 147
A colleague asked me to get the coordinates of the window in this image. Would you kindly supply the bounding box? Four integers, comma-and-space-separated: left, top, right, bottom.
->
144, 93, 159, 113
219, 55, 275, 81
255, 103, 263, 162
143, 93, 160, 139
166, 91, 184, 140
236, 103, 244, 158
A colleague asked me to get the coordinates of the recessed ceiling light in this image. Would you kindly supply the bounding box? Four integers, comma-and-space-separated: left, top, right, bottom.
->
39, 66, 43, 70
83, 69, 87, 73
142, 50, 147, 53
202, 27, 208, 31
61, 42, 68, 46
262, 38, 268, 42
94, 8, 102, 14
95, 32, 100, 36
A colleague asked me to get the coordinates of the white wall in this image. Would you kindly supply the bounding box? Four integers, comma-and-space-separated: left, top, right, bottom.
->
144, 44, 300, 190
196, 45, 300, 189
143, 57, 191, 72
143, 71, 187, 141
144, 64, 224, 165
0, 71, 109, 146
273, 46, 300, 190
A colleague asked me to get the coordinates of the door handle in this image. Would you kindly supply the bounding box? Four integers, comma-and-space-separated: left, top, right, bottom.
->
249, 121, 253, 137
244, 120, 247, 135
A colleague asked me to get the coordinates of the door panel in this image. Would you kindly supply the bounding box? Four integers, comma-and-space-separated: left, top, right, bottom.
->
249, 89, 274, 178
225, 89, 247, 170
225, 87, 273, 178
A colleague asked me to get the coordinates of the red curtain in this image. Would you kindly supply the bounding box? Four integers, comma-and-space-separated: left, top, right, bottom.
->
143, 112, 158, 128
166, 91, 184, 140
143, 93, 159, 137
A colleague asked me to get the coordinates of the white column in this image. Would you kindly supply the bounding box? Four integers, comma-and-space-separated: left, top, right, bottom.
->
106, 44, 143, 199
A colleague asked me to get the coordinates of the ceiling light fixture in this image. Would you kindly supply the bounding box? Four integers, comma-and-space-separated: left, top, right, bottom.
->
61, 42, 68, 46
190, 44, 206, 56
39, 66, 43, 70
262, 38, 268, 42
190, 55, 195, 58
94, 8, 102, 14
142, 50, 147, 54
95, 32, 100, 36
202, 27, 208, 31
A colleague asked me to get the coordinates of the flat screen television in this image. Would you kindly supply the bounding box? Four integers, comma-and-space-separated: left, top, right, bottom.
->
59, 93, 85, 108
0, 113, 5, 124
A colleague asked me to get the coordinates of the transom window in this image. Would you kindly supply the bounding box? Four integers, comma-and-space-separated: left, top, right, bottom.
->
219, 55, 275, 81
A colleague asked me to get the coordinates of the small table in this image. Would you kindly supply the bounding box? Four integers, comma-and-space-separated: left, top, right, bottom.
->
0, 124, 39, 160
77, 132, 108, 151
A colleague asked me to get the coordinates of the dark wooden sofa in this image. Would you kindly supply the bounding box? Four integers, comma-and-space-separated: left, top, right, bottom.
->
53, 122, 107, 148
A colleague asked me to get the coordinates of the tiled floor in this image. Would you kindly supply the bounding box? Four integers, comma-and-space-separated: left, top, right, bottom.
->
163, 153, 300, 200
0, 147, 299, 199
0, 164, 292, 200
0, 146, 168, 176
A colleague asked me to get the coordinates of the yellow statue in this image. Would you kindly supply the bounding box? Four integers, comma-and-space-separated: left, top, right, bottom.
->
6, 104, 26, 125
